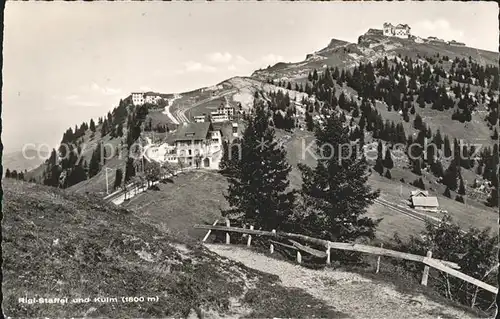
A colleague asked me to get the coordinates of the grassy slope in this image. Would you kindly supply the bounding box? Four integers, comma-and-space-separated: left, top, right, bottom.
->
122, 170, 229, 240
2, 179, 345, 318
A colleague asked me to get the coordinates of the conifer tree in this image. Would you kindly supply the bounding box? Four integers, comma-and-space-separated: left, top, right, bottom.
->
374, 157, 384, 175
458, 176, 466, 195
297, 113, 380, 242
223, 102, 296, 230
305, 111, 314, 131
486, 187, 498, 207
219, 139, 240, 176
413, 178, 425, 190
124, 157, 136, 183
383, 148, 394, 169
414, 114, 423, 130
444, 186, 451, 198
101, 119, 108, 137
88, 143, 102, 178
412, 159, 422, 175
90, 119, 96, 132
443, 135, 452, 158
443, 159, 459, 191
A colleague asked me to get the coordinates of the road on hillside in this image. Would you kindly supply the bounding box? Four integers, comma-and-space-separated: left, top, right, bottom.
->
105, 168, 195, 205
171, 89, 238, 123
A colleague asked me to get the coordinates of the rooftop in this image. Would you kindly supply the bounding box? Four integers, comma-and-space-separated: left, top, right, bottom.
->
410, 190, 429, 197
174, 122, 212, 141
412, 196, 439, 208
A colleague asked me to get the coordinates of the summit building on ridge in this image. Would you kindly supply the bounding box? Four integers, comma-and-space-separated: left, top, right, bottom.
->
383, 22, 411, 39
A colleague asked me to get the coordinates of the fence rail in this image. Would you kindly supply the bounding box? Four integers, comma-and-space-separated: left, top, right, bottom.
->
194, 220, 498, 295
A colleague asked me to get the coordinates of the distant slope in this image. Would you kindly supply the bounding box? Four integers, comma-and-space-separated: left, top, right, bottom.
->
2, 179, 345, 318
3, 149, 49, 173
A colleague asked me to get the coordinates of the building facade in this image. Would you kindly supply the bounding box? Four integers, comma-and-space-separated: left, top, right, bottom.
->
173, 122, 222, 169
209, 102, 235, 123
131, 92, 165, 106
144, 92, 163, 104
194, 115, 207, 123
210, 112, 229, 123
132, 92, 145, 106
383, 23, 411, 39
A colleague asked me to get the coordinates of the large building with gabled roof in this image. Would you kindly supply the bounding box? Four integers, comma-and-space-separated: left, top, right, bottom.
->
173, 122, 223, 169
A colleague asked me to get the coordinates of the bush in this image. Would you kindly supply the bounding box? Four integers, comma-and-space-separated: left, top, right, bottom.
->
391, 216, 497, 313
412, 178, 425, 190
455, 195, 464, 203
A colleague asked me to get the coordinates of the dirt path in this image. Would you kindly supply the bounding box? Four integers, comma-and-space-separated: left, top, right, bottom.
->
205, 244, 477, 319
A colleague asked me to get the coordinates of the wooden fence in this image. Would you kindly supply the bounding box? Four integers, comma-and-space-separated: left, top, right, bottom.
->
194, 219, 498, 295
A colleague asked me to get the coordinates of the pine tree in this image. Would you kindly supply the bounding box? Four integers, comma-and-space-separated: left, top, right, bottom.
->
114, 169, 123, 190
43, 149, 62, 187
383, 148, 394, 169
412, 159, 422, 175
88, 144, 102, 178
443, 159, 459, 191
414, 114, 423, 130
486, 187, 498, 207
5, 169, 10, 178
313, 69, 319, 81
433, 129, 443, 149
222, 102, 296, 230
443, 186, 451, 198
90, 119, 96, 132
297, 113, 380, 243
101, 119, 108, 137
374, 157, 384, 175
491, 128, 498, 140
443, 135, 452, 158
413, 178, 425, 190
116, 122, 124, 137
458, 176, 466, 195
219, 139, 240, 176
305, 111, 314, 131
124, 157, 136, 183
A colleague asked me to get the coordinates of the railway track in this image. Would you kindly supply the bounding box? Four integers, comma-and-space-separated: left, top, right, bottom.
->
374, 198, 479, 238
374, 198, 433, 224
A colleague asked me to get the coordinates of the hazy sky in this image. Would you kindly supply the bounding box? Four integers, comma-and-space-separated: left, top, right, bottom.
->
3, 2, 498, 153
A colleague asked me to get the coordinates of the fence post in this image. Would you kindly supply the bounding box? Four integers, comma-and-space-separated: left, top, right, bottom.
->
326, 244, 331, 265
225, 219, 230, 245
297, 251, 302, 264
270, 229, 276, 253
202, 219, 219, 242
421, 250, 432, 286
376, 243, 383, 274
247, 225, 254, 247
